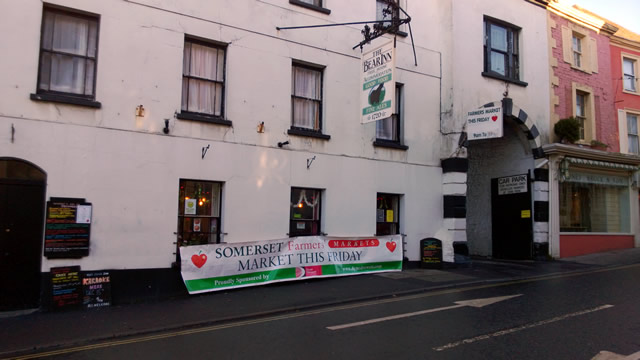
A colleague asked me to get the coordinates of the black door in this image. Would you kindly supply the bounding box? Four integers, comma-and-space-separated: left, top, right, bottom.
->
491, 173, 533, 260
0, 180, 46, 310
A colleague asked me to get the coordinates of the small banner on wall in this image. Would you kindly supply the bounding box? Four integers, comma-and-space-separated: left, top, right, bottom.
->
180, 235, 403, 294
466, 105, 503, 140
361, 40, 395, 124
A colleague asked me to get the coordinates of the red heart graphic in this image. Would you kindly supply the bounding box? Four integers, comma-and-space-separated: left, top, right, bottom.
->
386, 241, 397, 252
491, 116, 498, 121
191, 253, 207, 268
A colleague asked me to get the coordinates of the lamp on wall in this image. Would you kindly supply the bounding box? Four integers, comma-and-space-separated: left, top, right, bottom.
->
163, 119, 170, 134
278, 141, 289, 148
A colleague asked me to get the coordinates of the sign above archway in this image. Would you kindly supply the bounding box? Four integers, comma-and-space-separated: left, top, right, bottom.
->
467, 105, 503, 140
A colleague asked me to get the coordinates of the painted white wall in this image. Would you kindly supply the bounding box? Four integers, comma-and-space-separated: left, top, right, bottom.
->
0, 0, 449, 270
446, 0, 551, 152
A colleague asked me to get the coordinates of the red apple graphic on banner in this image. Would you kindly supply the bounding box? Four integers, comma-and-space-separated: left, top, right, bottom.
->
386, 241, 397, 252
191, 252, 207, 268
491, 116, 498, 121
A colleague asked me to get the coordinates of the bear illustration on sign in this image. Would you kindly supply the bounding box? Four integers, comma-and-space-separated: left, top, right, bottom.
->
368, 84, 385, 106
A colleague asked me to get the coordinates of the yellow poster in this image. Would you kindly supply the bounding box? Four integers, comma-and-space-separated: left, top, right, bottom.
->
386, 210, 394, 222
521, 210, 531, 218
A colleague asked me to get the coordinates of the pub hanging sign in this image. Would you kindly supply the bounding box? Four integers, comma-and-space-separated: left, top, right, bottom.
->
44, 197, 92, 258
361, 40, 396, 124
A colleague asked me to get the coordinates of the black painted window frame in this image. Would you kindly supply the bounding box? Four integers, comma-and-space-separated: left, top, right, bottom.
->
376, 193, 401, 236
289, 0, 331, 14
33, 5, 100, 106
290, 61, 327, 138
289, 187, 323, 237
374, 83, 408, 150
177, 37, 229, 125
483, 16, 524, 85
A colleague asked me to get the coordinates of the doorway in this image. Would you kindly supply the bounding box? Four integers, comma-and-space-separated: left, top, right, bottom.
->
491, 173, 533, 259
0, 159, 46, 311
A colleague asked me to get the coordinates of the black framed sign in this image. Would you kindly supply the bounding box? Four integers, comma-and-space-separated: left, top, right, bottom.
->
83, 271, 111, 308
44, 197, 92, 258
51, 266, 82, 310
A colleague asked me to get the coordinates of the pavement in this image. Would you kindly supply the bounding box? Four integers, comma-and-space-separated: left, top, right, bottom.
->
1, 248, 640, 358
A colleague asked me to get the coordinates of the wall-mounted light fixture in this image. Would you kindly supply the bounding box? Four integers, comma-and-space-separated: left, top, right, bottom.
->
163, 119, 170, 134
135, 104, 145, 117
278, 141, 290, 148
257, 122, 265, 133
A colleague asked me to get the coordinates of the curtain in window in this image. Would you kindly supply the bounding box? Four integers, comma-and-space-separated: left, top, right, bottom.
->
299, 0, 322, 6
40, 11, 97, 95
376, 115, 397, 140
182, 42, 224, 116
489, 25, 507, 75
292, 66, 321, 130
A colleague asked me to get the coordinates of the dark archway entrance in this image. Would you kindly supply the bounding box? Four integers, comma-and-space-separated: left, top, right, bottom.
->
466, 99, 544, 260
0, 158, 46, 311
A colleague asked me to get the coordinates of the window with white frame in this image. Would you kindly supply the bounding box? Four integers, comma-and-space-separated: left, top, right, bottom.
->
623, 57, 637, 93
572, 35, 583, 68
181, 38, 226, 118
561, 26, 598, 74
37, 7, 99, 98
483, 17, 520, 82
291, 63, 323, 132
628, 113, 639, 154
575, 91, 588, 141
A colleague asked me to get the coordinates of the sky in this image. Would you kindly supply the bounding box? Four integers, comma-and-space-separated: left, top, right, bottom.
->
570, 0, 640, 34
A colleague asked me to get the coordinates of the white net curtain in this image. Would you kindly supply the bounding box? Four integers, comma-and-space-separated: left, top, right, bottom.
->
182, 41, 225, 116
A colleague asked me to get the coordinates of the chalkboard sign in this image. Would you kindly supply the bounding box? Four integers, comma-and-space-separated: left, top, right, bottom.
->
51, 266, 82, 310
83, 271, 111, 308
44, 198, 92, 258
420, 238, 443, 269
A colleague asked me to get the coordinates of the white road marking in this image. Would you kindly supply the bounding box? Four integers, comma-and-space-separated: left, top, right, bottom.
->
433, 304, 614, 352
327, 294, 522, 330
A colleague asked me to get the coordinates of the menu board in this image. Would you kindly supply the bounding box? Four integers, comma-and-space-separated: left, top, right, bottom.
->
420, 238, 443, 269
83, 271, 112, 308
51, 266, 82, 310
44, 198, 92, 258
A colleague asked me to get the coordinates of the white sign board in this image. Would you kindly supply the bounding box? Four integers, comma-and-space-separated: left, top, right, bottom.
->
361, 41, 395, 124
180, 235, 402, 294
498, 174, 528, 195
467, 106, 503, 140
184, 199, 197, 215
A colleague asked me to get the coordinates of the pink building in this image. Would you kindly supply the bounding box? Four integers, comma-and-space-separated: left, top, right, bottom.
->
542, 2, 640, 258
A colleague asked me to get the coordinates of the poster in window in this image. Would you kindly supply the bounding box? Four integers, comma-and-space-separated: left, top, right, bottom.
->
376, 209, 385, 222
185, 199, 197, 215
193, 218, 201, 232
297, 222, 306, 230
386, 210, 394, 222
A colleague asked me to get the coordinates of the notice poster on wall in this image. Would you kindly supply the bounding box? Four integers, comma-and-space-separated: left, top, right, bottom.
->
83, 271, 111, 308
44, 198, 92, 258
51, 266, 82, 310
180, 235, 402, 294
466, 105, 503, 140
498, 174, 528, 195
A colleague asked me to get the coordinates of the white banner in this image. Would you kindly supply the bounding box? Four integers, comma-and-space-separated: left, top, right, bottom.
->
180, 235, 403, 294
361, 41, 396, 124
467, 106, 503, 140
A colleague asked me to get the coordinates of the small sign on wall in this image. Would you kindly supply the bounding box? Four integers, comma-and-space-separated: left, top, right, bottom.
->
467, 106, 503, 140
498, 174, 528, 195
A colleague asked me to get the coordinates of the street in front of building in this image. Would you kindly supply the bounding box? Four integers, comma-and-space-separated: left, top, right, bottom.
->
3, 255, 639, 360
